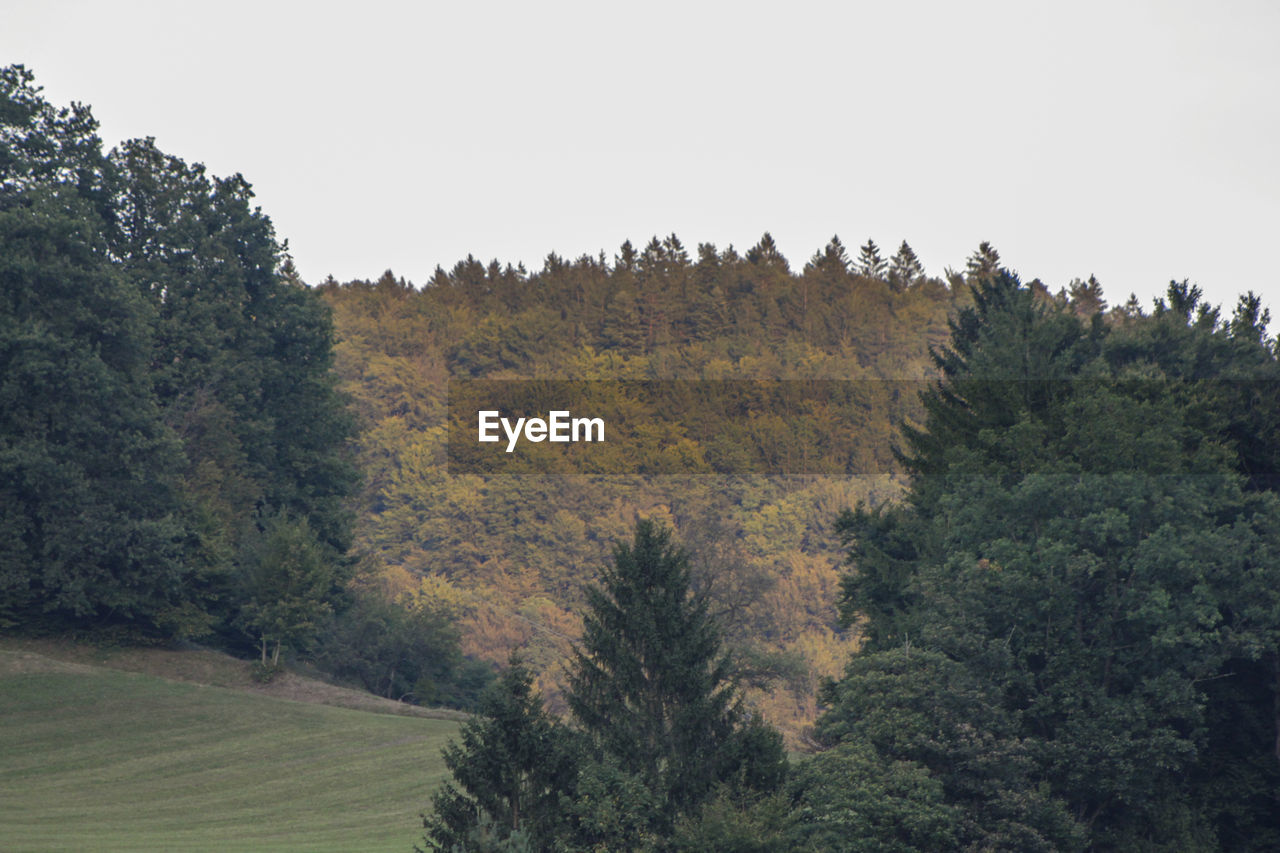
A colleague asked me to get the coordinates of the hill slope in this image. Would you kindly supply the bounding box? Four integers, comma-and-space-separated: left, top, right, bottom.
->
0, 644, 458, 852
319, 252, 957, 743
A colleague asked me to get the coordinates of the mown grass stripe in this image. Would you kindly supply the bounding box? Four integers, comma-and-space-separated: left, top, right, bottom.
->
1, 664, 457, 852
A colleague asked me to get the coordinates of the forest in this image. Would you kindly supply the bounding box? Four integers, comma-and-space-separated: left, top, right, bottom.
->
4, 64, 1280, 851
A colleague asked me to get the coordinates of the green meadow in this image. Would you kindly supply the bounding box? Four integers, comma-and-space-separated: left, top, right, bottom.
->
0, 646, 459, 852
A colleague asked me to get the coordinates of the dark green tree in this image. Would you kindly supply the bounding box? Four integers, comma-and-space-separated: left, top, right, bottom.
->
1, 66, 357, 647
236, 512, 337, 668
421, 658, 578, 853
566, 520, 786, 839
814, 648, 1084, 851
109, 137, 357, 557
827, 272, 1280, 849
312, 591, 492, 709
0, 66, 206, 636
105, 131, 357, 658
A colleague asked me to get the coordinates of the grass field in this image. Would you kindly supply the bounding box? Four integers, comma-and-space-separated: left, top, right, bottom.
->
0, 643, 460, 852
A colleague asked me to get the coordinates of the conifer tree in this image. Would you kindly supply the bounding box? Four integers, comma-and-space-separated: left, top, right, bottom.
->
887, 240, 924, 292
600, 288, 644, 354
421, 658, 577, 852
615, 239, 638, 272
964, 240, 1002, 284
745, 232, 789, 272
856, 239, 887, 280
827, 270, 1280, 849
806, 235, 850, 275
1066, 274, 1106, 317
567, 520, 785, 832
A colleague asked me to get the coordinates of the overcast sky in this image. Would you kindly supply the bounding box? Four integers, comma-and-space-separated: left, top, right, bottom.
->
7, 0, 1278, 315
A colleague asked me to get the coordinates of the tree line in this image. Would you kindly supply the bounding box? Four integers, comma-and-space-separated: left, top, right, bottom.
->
0, 66, 488, 707
318, 227, 1138, 742
430, 274, 1280, 850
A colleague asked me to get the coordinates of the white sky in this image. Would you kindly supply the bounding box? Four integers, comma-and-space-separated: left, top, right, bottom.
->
7, 0, 1279, 316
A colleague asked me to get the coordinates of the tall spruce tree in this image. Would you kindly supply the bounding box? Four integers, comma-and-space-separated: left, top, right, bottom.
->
856, 239, 887, 280
566, 520, 786, 837
888, 240, 924, 292
421, 658, 577, 852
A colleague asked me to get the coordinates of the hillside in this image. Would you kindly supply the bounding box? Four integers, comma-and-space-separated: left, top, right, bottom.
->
319, 240, 961, 743
0, 641, 459, 852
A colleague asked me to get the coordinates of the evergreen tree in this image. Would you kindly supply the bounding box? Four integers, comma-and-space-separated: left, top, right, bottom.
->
421, 658, 578, 852
566, 520, 786, 838
964, 240, 1002, 284
806, 235, 850, 275
1066, 275, 1106, 317
615, 239, 638, 272
745, 232, 789, 273
887, 240, 924, 292
600, 287, 644, 354
856, 239, 887, 280
826, 271, 1280, 849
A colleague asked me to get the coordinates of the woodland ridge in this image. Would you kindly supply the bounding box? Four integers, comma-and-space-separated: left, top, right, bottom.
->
6, 65, 1280, 851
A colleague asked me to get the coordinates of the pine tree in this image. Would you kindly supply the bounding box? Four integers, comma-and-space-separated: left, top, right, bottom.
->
856, 239, 887, 280
1066, 274, 1106, 317
600, 287, 644, 354
806, 235, 850, 275
421, 658, 577, 852
887, 240, 924, 292
615, 239, 638, 272
567, 521, 785, 832
964, 241, 1002, 284
745, 232, 789, 272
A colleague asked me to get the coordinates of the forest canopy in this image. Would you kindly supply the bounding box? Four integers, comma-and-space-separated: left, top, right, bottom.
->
6, 62, 1280, 852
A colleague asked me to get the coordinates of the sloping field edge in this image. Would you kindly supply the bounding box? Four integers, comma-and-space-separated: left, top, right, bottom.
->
0, 637, 470, 721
